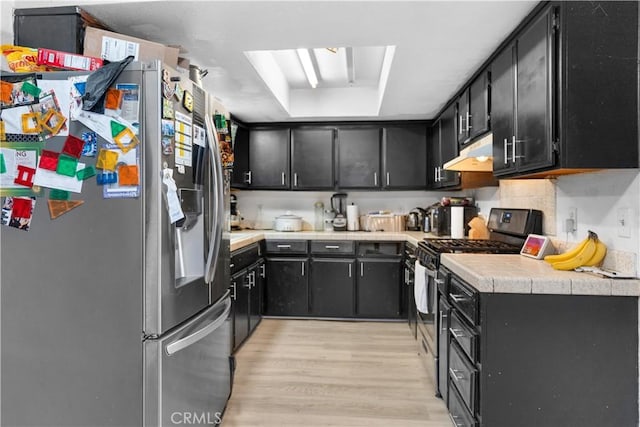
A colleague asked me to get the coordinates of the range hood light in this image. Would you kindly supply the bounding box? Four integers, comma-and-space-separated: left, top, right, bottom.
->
443, 133, 494, 172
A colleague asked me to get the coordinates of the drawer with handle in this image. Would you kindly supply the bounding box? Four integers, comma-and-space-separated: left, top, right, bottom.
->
265, 240, 308, 255
449, 275, 478, 326
449, 341, 478, 416
448, 376, 478, 427
310, 240, 355, 255
449, 310, 479, 363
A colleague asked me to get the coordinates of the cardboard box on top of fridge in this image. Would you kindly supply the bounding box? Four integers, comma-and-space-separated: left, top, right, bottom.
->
83, 27, 179, 66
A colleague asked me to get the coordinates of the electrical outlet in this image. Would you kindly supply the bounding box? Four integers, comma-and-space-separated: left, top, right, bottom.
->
618, 207, 632, 238
565, 207, 577, 233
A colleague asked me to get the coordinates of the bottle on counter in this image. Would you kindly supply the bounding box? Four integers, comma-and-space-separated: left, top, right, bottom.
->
314, 201, 324, 231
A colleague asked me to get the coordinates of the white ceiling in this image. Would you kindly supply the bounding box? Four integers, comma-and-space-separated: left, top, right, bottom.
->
9, 0, 538, 123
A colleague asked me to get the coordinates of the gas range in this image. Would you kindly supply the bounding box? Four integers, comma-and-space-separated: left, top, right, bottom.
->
415, 208, 543, 269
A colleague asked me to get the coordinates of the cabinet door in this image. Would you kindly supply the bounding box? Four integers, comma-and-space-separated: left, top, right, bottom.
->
356, 258, 402, 318
437, 296, 451, 405
469, 70, 490, 141
337, 128, 381, 189
231, 270, 250, 351
456, 90, 470, 146
515, 8, 555, 173
491, 44, 516, 175
264, 258, 308, 316
231, 122, 250, 188
427, 122, 441, 189
249, 260, 264, 333
291, 128, 334, 190
309, 258, 355, 317
439, 104, 461, 187
382, 125, 427, 189
249, 128, 290, 188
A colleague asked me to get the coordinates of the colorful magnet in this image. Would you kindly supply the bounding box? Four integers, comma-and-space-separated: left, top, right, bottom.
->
38, 109, 66, 136
21, 112, 42, 134
162, 69, 171, 84
110, 120, 127, 138
48, 199, 84, 219
0, 121, 5, 141
105, 88, 123, 110
56, 155, 78, 177
162, 136, 174, 155
76, 166, 96, 181
112, 127, 139, 154
174, 83, 184, 102
162, 81, 174, 99
14, 165, 36, 187
11, 197, 32, 218
81, 132, 97, 157
49, 189, 70, 200
182, 90, 194, 112
96, 149, 119, 171
62, 135, 85, 159
0, 81, 12, 104
118, 165, 139, 186
0, 153, 5, 174
38, 150, 60, 171
73, 81, 86, 96
96, 172, 118, 185
21, 81, 41, 98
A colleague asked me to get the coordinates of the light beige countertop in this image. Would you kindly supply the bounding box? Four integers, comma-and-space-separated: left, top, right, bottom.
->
229, 230, 430, 252
441, 253, 640, 297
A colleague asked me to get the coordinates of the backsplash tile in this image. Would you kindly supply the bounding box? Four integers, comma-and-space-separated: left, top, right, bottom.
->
498, 179, 557, 235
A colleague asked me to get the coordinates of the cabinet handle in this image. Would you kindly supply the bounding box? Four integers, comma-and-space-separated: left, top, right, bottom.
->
512, 135, 517, 163
449, 367, 465, 381
386, 172, 390, 186
301, 262, 305, 276
434, 167, 438, 182
440, 311, 448, 333
459, 114, 464, 135
260, 264, 265, 278
373, 172, 378, 186
244, 275, 251, 289
360, 262, 364, 277
230, 263, 235, 269
231, 282, 237, 300
503, 138, 509, 165
450, 328, 466, 339
466, 112, 472, 131
250, 271, 256, 288
435, 278, 445, 285
450, 294, 468, 303
276, 244, 292, 248
281, 172, 286, 186
245, 171, 252, 185
294, 172, 298, 187
348, 263, 352, 278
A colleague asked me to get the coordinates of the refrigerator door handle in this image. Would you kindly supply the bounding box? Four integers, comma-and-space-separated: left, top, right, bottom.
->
165, 297, 231, 356
204, 113, 224, 284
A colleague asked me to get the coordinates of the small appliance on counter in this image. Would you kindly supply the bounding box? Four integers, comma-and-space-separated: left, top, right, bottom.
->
346, 203, 359, 231
274, 212, 303, 232
430, 204, 478, 236
230, 194, 241, 230
331, 193, 348, 231
406, 207, 427, 231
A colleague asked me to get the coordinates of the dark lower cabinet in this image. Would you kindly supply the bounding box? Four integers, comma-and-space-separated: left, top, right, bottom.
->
309, 258, 355, 317
248, 260, 264, 333
264, 257, 309, 316
356, 258, 402, 318
437, 296, 451, 404
231, 269, 250, 350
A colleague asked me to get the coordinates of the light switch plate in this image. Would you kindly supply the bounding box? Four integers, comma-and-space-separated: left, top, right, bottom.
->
617, 207, 632, 238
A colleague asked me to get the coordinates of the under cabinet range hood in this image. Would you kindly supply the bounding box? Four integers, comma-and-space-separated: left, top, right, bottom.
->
444, 133, 493, 172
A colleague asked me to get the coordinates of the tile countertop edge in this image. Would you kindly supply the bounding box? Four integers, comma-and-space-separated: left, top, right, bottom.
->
229, 230, 428, 252
441, 253, 640, 297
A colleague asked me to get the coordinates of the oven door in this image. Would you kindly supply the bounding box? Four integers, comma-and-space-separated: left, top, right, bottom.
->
404, 258, 417, 339
416, 262, 437, 387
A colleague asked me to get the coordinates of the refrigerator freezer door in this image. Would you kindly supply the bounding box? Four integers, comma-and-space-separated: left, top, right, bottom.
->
144, 294, 232, 426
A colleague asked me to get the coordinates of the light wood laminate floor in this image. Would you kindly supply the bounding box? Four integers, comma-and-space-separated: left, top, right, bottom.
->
222, 319, 452, 427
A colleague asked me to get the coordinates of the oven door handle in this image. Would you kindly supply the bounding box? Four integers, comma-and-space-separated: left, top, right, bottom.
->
425, 268, 437, 278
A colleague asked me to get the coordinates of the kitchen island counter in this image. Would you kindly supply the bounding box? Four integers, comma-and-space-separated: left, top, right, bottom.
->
441, 253, 640, 296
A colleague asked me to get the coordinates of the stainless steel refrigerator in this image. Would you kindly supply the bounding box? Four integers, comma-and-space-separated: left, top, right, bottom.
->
1, 61, 231, 426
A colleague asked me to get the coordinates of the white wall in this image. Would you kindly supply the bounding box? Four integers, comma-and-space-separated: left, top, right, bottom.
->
1, 0, 15, 46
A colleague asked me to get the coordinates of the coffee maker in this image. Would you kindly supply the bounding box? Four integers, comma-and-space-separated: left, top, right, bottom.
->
230, 194, 241, 230
331, 193, 348, 231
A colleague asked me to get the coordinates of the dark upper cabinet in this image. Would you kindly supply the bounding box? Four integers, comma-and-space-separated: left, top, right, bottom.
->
382, 125, 427, 189
428, 104, 461, 189
492, 2, 638, 177
230, 121, 250, 188
468, 69, 490, 141
336, 127, 381, 189
291, 128, 334, 190
248, 128, 290, 188
456, 90, 470, 147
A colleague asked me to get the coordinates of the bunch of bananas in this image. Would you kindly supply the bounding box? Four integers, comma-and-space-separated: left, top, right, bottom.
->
543, 231, 607, 271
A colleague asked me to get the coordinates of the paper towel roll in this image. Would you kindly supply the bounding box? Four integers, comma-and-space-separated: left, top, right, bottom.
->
450, 206, 465, 238
347, 204, 359, 231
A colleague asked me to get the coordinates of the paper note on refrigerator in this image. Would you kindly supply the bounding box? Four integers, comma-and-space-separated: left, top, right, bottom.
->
33, 161, 85, 193
174, 132, 192, 167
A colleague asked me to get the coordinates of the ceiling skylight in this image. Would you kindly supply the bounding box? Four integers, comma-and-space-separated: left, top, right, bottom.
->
244, 45, 396, 118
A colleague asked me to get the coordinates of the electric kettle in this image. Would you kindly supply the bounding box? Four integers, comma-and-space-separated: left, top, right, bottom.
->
406, 207, 426, 231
